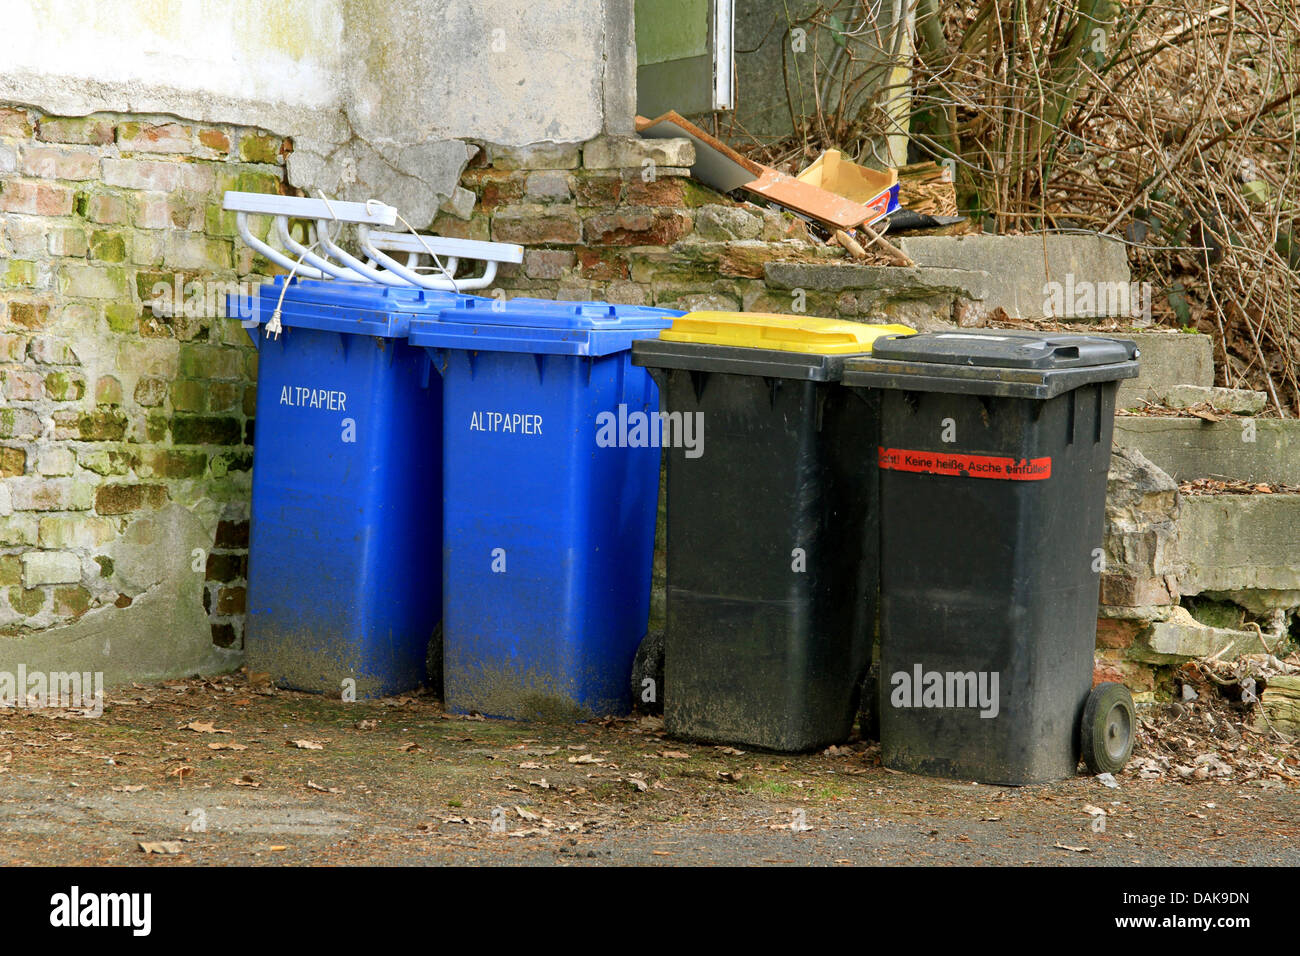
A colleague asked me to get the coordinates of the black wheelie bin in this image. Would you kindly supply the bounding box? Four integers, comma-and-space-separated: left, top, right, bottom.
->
632, 311, 912, 752
843, 331, 1140, 784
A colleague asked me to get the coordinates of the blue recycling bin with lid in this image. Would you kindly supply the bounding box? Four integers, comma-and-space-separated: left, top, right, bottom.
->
233, 277, 475, 697
409, 297, 680, 720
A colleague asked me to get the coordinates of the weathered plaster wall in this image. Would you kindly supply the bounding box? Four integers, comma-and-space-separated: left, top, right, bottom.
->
0, 0, 349, 143
0, 0, 634, 226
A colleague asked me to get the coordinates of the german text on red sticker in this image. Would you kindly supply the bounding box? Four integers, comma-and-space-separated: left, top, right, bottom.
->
878, 447, 1052, 481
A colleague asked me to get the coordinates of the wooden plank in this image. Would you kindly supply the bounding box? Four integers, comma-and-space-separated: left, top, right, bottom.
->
742, 168, 877, 230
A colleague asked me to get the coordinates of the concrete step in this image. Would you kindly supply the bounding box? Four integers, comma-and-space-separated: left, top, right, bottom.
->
1154, 384, 1266, 414
1095, 447, 1297, 693
1176, 493, 1300, 609
897, 234, 1130, 319
1092, 331, 1215, 409
1125, 607, 1274, 664
1097, 479, 1297, 691
1112, 417, 1300, 484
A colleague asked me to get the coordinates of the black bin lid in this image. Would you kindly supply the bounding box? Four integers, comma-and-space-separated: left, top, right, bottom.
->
870, 331, 1137, 369
843, 331, 1140, 400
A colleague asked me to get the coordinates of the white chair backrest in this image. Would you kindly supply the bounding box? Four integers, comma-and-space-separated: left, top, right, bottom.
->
223, 191, 400, 282
223, 191, 519, 291
360, 228, 524, 291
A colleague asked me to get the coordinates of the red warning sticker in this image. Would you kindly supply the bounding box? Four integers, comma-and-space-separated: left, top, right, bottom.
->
878, 446, 1052, 481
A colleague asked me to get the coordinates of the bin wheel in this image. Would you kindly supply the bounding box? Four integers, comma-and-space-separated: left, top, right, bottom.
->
1081, 682, 1135, 775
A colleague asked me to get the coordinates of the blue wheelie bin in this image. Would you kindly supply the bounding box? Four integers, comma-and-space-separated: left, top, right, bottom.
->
234, 278, 473, 697
408, 298, 680, 720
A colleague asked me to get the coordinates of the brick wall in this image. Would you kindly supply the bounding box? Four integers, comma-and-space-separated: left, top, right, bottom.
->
425, 138, 854, 314
0, 104, 285, 651
419, 137, 990, 335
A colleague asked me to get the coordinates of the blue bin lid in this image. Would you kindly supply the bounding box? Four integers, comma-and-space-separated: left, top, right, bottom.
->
408, 297, 681, 356
230, 277, 483, 339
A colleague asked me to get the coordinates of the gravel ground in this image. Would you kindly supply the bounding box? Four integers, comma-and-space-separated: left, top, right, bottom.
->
0, 673, 1295, 867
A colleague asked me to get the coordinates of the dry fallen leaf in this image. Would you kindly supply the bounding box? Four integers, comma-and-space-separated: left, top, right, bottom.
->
515, 805, 541, 821
1054, 843, 1091, 853
567, 753, 603, 764
232, 775, 260, 788
288, 739, 324, 750
139, 841, 183, 855
167, 765, 193, 782
306, 780, 342, 794
355, 719, 379, 730
399, 742, 422, 753
626, 776, 648, 792
659, 750, 690, 760
717, 770, 744, 782
185, 721, 231, 734
112, 785, 146, 793
208, 742, 247, 751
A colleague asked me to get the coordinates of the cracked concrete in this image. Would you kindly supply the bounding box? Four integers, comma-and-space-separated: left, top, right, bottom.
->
0, 505, 240, 688
287, 137, 478, 229
1, 0, 630, 223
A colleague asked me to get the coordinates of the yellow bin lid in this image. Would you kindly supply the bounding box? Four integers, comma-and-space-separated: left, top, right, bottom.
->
660, 311, 914, 355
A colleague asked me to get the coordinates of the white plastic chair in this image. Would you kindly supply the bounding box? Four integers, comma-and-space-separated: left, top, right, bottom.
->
222, 192, 399, 281
359, 227, 524, 291
224, 190, 524, 291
